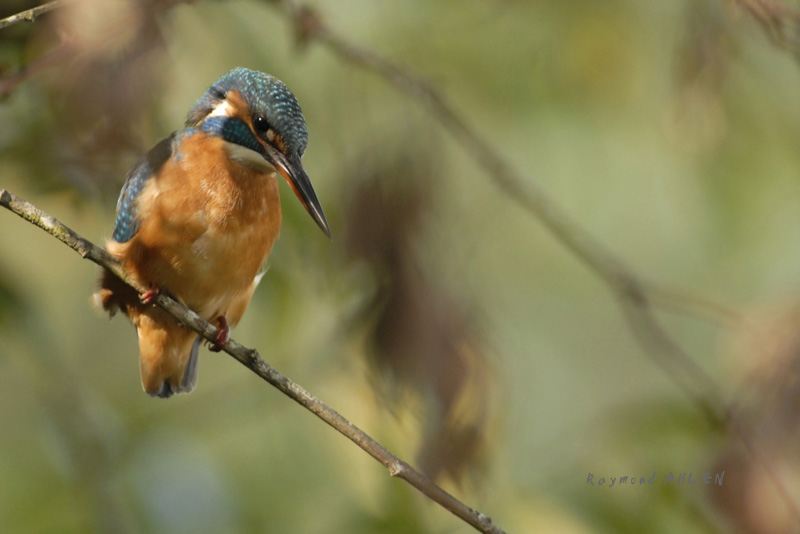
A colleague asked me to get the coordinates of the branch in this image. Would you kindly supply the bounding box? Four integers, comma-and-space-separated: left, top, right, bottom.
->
0, 188, 508, 534
731, 0, 800, 59
272, 0, 726, 418
0, 0, 67, 31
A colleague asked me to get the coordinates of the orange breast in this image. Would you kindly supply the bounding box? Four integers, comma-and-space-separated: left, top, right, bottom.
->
123, 132, 282, 323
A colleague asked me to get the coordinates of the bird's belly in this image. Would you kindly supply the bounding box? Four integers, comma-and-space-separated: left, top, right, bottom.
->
180, 223, 272, 315
132, 163, 282, 321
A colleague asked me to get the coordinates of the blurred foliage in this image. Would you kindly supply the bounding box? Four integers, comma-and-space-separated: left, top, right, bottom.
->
340, 142, 493, 483
1, 0, 800, 533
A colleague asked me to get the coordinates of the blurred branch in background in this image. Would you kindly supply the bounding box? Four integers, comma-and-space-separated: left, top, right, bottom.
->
730, 0, 800, 58
269, 0, 727, 415
268, 0, 728, 414
0, 188, 508, 534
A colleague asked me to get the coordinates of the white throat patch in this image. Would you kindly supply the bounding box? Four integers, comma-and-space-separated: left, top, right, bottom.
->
223, 141, 276, 173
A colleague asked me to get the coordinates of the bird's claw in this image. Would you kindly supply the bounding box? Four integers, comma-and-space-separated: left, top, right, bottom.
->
209, 315, 230, 352
140, 284, 161, 305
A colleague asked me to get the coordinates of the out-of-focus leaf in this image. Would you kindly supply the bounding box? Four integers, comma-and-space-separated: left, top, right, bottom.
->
341, 142, 494, 483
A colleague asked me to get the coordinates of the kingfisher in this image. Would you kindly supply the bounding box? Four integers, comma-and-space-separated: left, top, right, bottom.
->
95, 67, 330, 398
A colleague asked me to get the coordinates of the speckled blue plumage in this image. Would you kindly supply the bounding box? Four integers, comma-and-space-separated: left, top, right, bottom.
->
187, 67, 308, 156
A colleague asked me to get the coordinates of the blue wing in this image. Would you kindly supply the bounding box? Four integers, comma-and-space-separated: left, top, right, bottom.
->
112, 134, 175, 243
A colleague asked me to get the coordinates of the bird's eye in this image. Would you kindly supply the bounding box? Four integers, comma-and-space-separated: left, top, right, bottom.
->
253, 114, 270, 133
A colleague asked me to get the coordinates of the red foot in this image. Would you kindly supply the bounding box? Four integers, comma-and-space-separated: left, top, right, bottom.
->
140, 283, 161, 305
209, 315, 230, 352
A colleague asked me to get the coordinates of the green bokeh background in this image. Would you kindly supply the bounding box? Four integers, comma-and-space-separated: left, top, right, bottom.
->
1, 0, 799, 532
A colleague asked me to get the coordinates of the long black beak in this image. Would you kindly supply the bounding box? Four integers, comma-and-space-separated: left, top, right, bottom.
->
270, 150, 331, 238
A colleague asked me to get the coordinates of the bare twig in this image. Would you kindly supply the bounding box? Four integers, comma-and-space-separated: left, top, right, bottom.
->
0, 0, 67, 31
0, 188, 507, 534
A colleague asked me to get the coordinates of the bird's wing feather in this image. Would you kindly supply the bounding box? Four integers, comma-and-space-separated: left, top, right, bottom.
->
112, 134, 176, 243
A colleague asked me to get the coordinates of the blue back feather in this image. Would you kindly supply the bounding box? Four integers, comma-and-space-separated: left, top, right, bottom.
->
112, 134, 174, 243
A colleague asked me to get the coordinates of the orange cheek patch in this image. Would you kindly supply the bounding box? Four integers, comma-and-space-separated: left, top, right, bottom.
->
224, 90, 254, 128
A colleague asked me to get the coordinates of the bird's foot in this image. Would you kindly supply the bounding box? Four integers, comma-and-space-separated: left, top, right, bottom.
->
209, 315, 230, 352
140, 283, 161, 305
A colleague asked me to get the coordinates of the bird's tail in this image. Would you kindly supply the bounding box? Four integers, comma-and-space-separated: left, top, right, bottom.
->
179, 337, 201, 394
136, 313, 201, 398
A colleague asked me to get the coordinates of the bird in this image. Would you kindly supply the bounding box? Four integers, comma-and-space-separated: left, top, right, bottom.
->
94, 67, 330, 399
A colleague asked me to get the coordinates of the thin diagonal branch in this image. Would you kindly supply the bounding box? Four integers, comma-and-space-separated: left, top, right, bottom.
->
0, 188, 508, 534
0, 0, 67, 31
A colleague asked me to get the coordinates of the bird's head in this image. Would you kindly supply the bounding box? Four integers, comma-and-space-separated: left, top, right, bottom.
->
187, 67, 330, 237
